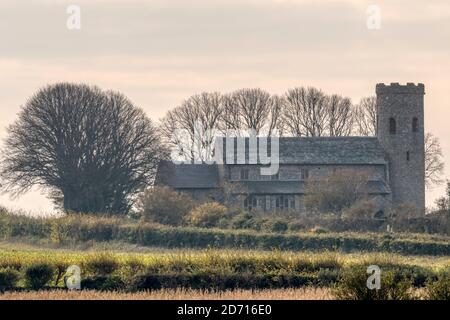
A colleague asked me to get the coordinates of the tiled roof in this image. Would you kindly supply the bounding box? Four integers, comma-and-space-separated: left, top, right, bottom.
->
219, 137, 387, 165
155, 161, 219, 189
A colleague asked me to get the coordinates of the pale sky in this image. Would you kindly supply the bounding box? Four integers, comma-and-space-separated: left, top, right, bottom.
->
1, 0, 450, 214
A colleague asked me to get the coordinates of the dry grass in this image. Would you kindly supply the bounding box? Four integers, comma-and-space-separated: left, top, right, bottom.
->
0, 288, 333, 300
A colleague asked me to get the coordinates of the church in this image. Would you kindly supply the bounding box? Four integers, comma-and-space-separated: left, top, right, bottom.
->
156, 83, 426, 217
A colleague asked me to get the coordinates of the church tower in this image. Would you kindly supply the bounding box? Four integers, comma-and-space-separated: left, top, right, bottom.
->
376, 83, 425, 216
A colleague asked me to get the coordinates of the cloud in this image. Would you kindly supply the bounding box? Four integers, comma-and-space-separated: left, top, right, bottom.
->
0, 0, 449, 211
3, 0, 449, 60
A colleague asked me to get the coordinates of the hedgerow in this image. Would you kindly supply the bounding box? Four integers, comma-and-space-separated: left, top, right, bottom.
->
0, 249, 446, 294
0, 212, 449, 255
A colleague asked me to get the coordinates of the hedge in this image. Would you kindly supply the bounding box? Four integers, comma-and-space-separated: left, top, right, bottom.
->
1, 213, 449, 255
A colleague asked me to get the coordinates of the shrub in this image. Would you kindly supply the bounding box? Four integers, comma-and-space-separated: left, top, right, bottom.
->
132, 272, 314, 291
317, 269, 340, 286
81, 276, 125, 291
137, 187, 195, 226
230, 212, 260, 230
0, 268, 20, 292
426, 271, 450, 300
24, 264, 55, 290
304, 169, 371, 215
288, 221, 305, 232
187, 202, 229, 228
342, 199, 378, 219
262, 219, 288, 233
310, 226, 329, 234
334, 266, 414, 300
84, 253, 119, 276
391, 203, 420, 220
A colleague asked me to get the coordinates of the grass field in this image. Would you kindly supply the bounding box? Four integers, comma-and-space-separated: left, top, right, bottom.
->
1, 242, 449, 271
0, 212, 448, 300
0, 288, 334, 300
1, 212, 449, 255
0, 241, 448, 295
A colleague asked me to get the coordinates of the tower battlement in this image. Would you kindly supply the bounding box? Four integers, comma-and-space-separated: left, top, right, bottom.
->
376, 82, 425, 95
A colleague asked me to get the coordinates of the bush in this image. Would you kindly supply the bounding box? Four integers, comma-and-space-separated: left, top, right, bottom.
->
288, 221, 305, 232
230, 212, 261, 230
84, 253, 119, 276
342, 199, 378, 219
81, 276, 125, 291
334, 266, 414, 300
262, 219, 289, 233
137, 187, 195, 226
304, 169, 371, 215
317, 269, 340, 286
391, 203, 420, 220
0, 268, 20, 292
426, 271, 450, 300
187, 202, 229, 228
24, 264, 55, 290
310, 226, 329, 234
132, 272, 315, 291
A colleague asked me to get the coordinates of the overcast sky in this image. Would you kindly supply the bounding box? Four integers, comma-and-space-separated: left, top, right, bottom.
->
1, 0, 450, 214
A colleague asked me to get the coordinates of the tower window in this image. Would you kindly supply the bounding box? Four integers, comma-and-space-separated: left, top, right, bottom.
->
389, 118, 396, 134
406, 151, 410, 161
412, 117, 419, 132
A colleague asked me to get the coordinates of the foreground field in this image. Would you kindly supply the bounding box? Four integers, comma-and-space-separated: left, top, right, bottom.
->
0, 288, 334, 300
0, 241, 449, 299
0, 243, 448, 293
1, 241, 449, 269
1, 212, 449, 255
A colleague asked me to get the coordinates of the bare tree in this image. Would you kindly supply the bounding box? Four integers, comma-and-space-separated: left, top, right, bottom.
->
425, 132, 445, 188
281, 87, 328, 137
220, 88, 282, 136
327, 94, 354, 136
0, 83, 167, 214
160, 92, 223, 162
354, 96, 377, 136
304, 169, 371, 215
435, 181, 450, 212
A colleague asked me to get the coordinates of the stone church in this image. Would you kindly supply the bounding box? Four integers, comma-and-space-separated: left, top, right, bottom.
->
156, 83, 426, 217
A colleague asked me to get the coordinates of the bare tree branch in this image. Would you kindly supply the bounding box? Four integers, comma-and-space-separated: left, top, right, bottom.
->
282, 87, 328, 137
0, 83, 167, 214
354, 96, 377, 136
160, 92, 223, 162
327, 94, 354, 136
425, 132, 445, 188
220, 88, 282, 136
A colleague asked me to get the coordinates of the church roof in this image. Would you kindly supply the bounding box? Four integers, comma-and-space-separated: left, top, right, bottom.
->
219, 136, 387, 165
156, 137, 389, 191
155, 161, 220, 189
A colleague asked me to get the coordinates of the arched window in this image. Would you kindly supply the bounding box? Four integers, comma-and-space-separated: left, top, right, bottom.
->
389, 118, 396, 134
412, 117, 419, 132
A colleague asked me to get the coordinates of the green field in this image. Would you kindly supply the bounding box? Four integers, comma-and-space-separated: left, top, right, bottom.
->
0, 212, 449, 299
1, 212, 449, 255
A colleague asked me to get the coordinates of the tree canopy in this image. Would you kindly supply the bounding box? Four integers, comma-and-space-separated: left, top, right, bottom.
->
0, 83, 167, 214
